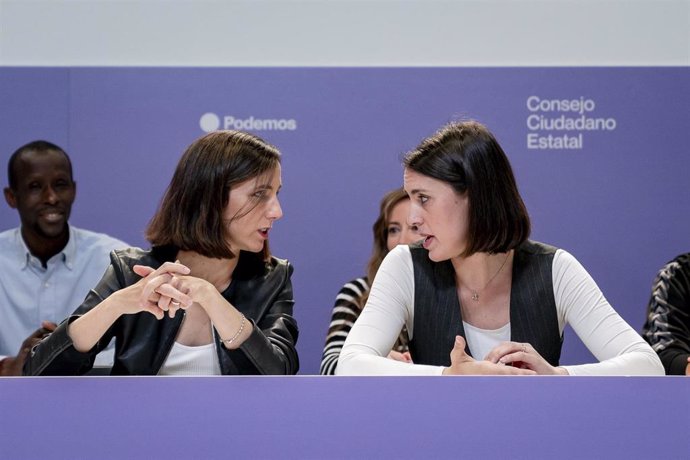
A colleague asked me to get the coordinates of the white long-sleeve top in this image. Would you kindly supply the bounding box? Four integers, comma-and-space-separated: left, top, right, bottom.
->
336, 245, 663, 376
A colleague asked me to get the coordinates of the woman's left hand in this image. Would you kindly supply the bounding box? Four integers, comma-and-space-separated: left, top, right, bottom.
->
133, 265, 218, 318
157, 274, 219, 314
484, 342, 568, 375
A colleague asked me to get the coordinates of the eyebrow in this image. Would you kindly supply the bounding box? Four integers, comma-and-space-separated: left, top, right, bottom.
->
254, 184, 282, 192
407, 189, 427, 195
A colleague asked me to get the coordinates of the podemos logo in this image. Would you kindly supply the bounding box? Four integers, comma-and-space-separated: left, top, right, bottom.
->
199, 112, 297, 133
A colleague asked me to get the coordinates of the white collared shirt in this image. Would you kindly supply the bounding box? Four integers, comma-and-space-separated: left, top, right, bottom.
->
0, 225, 127, 364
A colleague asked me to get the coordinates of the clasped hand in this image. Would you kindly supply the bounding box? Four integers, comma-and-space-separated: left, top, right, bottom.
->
484, 341, 567, 375
443, 336, 566, 375
116, 261, 210, 320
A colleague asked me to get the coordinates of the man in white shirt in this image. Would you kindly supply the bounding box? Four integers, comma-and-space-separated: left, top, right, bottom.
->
0, 140, 127, 375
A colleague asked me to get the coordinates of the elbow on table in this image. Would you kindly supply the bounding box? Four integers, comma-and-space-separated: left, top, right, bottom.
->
334, 345, 366, 375
647, 352, 666, 376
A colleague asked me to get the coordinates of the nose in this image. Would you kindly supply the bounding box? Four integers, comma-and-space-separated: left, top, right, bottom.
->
407, 205, 422, 228
42, 186, 58, 204
268, 197, 283, 221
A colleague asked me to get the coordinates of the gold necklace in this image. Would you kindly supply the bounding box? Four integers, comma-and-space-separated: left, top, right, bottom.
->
462, 252, 510, 302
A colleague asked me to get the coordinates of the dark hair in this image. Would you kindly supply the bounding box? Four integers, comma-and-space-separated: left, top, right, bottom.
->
146, 130, 281, 259
366, 188, 410, 283
7, 140, 72, 189
403, 120, 530, 256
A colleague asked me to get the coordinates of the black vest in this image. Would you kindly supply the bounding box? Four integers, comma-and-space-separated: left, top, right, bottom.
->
408, 240, 562, 366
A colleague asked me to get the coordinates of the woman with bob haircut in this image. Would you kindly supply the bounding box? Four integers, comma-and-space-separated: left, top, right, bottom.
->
320, 188, 421, 375
25, 130, 298, 376
337, 120, 662, 376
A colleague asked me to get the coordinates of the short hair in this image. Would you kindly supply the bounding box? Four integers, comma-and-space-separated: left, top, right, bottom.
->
7, 140, 72, 189
366, 188, 409, 283
146, 130, 281, 260
403, 120, 530, 257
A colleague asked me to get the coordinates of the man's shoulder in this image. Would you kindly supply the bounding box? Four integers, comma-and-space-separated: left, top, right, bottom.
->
70, 226, 128, 252
0, 228, 21, 254
0, 227, 19, 241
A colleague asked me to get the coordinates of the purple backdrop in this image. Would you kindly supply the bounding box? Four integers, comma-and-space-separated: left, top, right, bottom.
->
0, 68, 687, 374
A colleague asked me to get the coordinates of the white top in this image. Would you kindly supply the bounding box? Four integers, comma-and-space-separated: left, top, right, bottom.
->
336, 245, 664, 376
158, 342, 221, 376
463, 321, 511, 361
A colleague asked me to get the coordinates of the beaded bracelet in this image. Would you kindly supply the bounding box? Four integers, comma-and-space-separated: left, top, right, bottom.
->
221, 314, 246, 346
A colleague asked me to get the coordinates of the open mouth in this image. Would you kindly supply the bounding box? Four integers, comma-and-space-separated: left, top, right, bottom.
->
422, 235, 434, 249
258, 228, 271, 238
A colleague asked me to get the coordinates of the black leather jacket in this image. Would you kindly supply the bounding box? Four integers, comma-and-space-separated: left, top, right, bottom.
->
24, 246, 299, 375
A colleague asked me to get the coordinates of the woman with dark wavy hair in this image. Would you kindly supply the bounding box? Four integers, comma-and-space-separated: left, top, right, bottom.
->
320, 188, 420, 375
25, 130, 298, 376
338, 120, 662, 376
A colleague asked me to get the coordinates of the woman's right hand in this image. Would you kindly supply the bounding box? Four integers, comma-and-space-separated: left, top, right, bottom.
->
114, 262, 192, 319
68, 262, 192, 353
442, 336, 536, 376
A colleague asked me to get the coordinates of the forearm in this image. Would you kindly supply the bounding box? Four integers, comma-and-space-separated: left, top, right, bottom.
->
337, 344, 442, 376
224, 317, 298, 375
336, 311, 441, 376
68, 296, 123, 352
203, 294, 253, 350
555, 251, 662, 376
210, 261, 299, 375
23, 319, 94, 375
563, 348, 664, 376
336, 247, 421, 375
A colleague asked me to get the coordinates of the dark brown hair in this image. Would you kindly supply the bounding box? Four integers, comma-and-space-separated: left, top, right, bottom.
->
404, 120, 530, 257
146, 130, 281, 259
366, 188, 410, 284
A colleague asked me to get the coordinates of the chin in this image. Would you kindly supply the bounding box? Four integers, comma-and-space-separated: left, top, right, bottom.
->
246, 242, 265, 253
38, 224, 69, 239
426, 250, 444, 262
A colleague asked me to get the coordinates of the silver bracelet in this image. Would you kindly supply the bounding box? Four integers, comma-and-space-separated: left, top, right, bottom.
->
221, 314, 246, 346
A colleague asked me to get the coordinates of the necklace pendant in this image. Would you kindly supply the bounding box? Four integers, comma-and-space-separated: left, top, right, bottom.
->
471, 291, 479, 302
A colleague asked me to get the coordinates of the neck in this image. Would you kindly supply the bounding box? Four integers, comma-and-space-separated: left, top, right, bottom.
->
451, 250, 512, 291
21, 227, 69, 267
176, 250, 239, 292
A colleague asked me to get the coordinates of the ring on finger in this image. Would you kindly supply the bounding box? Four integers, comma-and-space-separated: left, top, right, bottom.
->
170, 300, 181, 307
521, 344, 527, 354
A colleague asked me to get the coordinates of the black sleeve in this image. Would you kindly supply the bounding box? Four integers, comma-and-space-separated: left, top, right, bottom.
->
642, 254, 690, 375
221, 262, 299, 375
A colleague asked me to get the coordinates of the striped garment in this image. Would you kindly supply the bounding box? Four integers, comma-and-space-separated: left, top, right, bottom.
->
642, 253, 690, 375
320, 276, 409, 375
